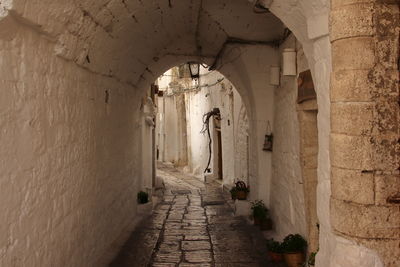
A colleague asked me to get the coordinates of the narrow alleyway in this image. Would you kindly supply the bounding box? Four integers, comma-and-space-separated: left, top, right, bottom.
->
110, 164, 281, 267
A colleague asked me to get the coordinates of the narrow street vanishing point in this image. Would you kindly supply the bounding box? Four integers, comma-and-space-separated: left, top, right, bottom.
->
110, 164, 283, 267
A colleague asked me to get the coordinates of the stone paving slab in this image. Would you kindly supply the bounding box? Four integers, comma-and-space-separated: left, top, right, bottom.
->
109, 164, 285, 267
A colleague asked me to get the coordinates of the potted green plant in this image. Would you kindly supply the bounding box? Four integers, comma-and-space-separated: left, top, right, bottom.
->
281, 234, 307, 267
229, 186, 238, 200
251, 200, 273, 230
137, 191, 149, 204
266, 239, 283, 262
307, 250, 317, 266
235, 180, 249, 200
251, 200, 267, 225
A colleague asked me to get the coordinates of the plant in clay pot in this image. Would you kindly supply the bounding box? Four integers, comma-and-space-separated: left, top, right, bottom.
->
266, 239, 283, 262
137, 191, 149, 204
251, 200, 273, 230
251, 200, 267, 225
229, 186, 238, 200
281, 234, 307, 267
235, 180, 249, 200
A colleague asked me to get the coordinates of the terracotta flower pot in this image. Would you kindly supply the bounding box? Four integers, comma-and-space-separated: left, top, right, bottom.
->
268, 251, 283, 262
254, 217, 261, 225
283, 252, 305, 267
236, 191, 247, 200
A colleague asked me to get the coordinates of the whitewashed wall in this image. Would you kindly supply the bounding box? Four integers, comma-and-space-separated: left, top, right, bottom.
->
0, 25, 144, 267
156, 67, 249, 188
155, 72, 187, 166
270, 35, 309, 240
0, 0, 388, 265
197, 68, 237, 185
183, 79, 213, 176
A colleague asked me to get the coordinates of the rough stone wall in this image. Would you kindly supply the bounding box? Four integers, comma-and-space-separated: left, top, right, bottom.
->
298, 106, 320, 253
0, 24, 141, 267
330, 1, 400, 266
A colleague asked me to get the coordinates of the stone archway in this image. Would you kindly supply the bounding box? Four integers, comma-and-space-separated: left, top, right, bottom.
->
0, 0, 398, 266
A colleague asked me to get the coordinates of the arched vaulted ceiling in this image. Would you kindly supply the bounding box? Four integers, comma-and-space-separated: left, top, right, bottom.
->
1, 0, 286, 85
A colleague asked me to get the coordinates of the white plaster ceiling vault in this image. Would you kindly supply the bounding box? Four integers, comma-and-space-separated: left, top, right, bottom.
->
0, 0, 286, 87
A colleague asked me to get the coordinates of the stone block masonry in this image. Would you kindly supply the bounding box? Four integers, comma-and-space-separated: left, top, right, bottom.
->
110, 164, 281, 266
330, 1, 400, 266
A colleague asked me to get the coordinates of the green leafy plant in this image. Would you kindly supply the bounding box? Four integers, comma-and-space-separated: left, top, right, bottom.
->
137, 191, 149, 204
307, 250, 317, 266
229, 186, 238, 199
235, 180, 249, 192
281, 234, 307, 253
251, 200, 268, 220
266, 239, 283, 253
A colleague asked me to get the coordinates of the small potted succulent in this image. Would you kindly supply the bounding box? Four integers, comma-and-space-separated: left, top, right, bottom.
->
266, 239, 283, 262
137, 190, 153, 215
281, 234, 307, 267
229, 186, 238, 200
137, 191, 149, 204
235, 180, 249, 200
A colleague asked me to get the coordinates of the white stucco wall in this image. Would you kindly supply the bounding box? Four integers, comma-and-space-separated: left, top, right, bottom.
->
197, 68, 237, 186
141, 96, 156, 191
0, 24, 144, 267
156, 67, 249, 188
270, 34, 309, 240
155, 72, 188, 166
234, 90, 250, 183
217, 46, 279, 206
163, 96, 180, 164
184, 82, 213, 176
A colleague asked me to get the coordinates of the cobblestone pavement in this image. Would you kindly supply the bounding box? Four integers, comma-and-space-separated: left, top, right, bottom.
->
110, 164, 281, 267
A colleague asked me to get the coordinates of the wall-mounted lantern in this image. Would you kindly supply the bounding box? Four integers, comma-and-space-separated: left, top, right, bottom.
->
263, 121, 273, 152
188, 62, 200, 80
282, 48, 297, 76
270, 66, 280, 86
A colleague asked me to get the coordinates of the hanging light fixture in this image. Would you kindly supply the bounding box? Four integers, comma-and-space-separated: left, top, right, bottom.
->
188, 62, 200, 80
